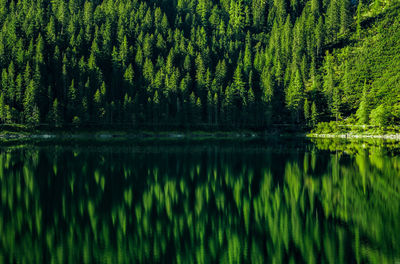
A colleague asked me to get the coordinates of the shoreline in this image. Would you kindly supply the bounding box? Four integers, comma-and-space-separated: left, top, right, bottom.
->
0, 130, 273, 143
2, 129, 400, 143
307, 133, 400, 140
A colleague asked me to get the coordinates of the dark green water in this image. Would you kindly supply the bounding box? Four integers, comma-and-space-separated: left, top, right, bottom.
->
0, 138, 400, 263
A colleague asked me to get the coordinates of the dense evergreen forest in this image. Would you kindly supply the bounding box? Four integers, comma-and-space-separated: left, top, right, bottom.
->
0, 0, 398, 129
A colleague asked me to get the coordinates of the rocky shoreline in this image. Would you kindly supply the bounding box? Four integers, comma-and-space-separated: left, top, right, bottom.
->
308, 133, 400, 140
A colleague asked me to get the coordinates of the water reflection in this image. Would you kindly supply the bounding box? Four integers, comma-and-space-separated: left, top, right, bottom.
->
0, 139, 399, 263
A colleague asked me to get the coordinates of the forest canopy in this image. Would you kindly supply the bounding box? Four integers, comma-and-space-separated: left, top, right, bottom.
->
0, 0, 398, 129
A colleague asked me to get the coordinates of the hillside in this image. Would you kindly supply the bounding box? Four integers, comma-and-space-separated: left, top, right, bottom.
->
0, 0, 399, 130
314, 1, 400, 128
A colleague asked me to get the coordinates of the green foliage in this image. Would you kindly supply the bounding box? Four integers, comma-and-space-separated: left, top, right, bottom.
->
49, 99, 62, 127
286, 69, 304, 121
312, 121, 344, 134
369, 104, 390, 127
321, 2, 400, 129
1, 140, 400, 262
304, 99, 310, 125
0, 0, 398, 130
311, 102, 318, 126
356, 82, 370, 125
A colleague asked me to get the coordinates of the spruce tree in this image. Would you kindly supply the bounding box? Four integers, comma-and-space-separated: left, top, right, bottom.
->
286, 69, 304, 122
340, 0, 352, 34
311, 101, 318, 126
304, 98, 310, 125
356, 81, 369, 125
356, 1, 362, 39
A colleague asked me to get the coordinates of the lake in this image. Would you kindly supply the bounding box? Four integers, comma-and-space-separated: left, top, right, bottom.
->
0, 137, 399, 263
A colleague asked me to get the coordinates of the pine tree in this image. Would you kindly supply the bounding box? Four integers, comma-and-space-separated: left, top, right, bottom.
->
261, 68, 274, 103
1, 69, 7, 101
356, 80, 369, 124
67, 79, 78, 121
24, 80, 37, 123
248, 87, 256, 125
326, 0, 340, 40
156, 34, 167, 52
340, 0, 352, 34
46, 17, 57, 45
311, 0, 320, 17
30, 105, 40, 125
333, 85, 340, 122
304, 98, 310, 125
189, 92, 197, 124
120, 36, 129, 68
195, 54, 206, 93
252, 0, 266, 29
314, 17, 325, 56
356, 1, 362, 39
197, 0, 210, 24
323, 52, 339, 120
135, 47, 144, 67
35, 34, 44, 65
243, 33, 252, 75
229, 0, 244, 33
143, 34, 154, 58
370, 104, 389, 127
213, 92, 219, 125
3, 104, 11, 124
161, 14, 169, 34
143, 58, 154, 85
49, 99, 62, 127
206, 90, 213, 124
94, 82, 106, 121
233, 64, 246, 109
275, 0, 288, 24
0, 93, 5, 123
286, 69, 304, 122
124, 64, 135, 94
311, 101, 318, 126
15, 74, 23, 106
215, 60, 227, 86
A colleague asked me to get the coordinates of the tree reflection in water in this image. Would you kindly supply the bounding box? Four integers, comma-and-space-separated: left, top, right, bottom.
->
0, 139, 399, 263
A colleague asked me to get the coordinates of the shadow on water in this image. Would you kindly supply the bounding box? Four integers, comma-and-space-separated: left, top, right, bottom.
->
0, 138, 399, 263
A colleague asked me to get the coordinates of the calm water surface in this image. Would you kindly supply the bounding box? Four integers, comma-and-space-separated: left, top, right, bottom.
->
0, 138, 399, 263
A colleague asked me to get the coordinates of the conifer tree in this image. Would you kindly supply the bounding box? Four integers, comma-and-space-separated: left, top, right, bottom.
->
311, 101, 318, 126
261, 69, 274, 104
314, 17, 325, 57
340, 0, 352, 34
0, 93, 5, 123
243, 34, 252, 76
49, 99, 62, 127
24, 80, 37, 123
356, 80, 369, 125
323, 52, 339, 119
304, 98, 310, 125
356, 1, 362, 39
286, 69, 304, 122
233, 64, 245, 102
326, 0, 340, 40
67, 79, 78, 121
213, 92, 219, 125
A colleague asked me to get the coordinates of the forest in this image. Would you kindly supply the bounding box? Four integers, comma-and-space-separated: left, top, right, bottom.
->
0, 0, 398, 129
